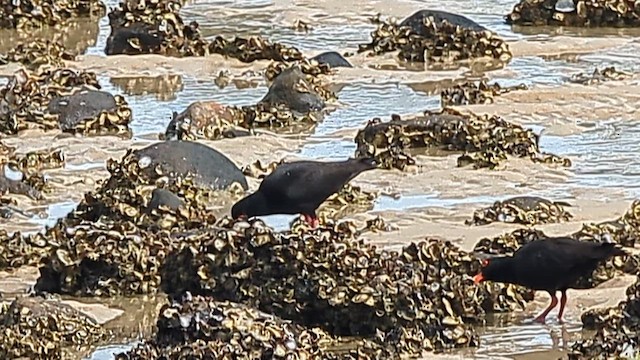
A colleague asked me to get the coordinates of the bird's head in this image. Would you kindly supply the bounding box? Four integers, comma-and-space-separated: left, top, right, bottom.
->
473, 256, 514, 284
231, 192, 268, 220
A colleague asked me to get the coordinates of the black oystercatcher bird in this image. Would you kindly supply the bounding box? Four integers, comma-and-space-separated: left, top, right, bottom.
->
231, 157, 378, 228
473, 237, 627, 324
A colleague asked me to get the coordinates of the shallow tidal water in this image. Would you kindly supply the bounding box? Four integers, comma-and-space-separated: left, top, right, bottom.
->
0, 0, 639, 358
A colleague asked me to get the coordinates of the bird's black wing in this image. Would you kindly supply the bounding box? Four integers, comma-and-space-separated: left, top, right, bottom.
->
259, 161, 359, 206
511, 239, 582, 289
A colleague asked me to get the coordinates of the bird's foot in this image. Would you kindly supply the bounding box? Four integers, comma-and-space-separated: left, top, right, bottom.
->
557, 318, 565, 325
302, 214, 320, 229
532, 315, 547, 324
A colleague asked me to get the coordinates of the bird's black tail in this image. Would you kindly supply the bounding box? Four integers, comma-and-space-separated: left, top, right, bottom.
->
599, 242, 628, 258
355, 156, 379, 170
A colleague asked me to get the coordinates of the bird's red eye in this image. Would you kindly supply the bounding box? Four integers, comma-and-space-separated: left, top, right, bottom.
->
481, 259, 490, 267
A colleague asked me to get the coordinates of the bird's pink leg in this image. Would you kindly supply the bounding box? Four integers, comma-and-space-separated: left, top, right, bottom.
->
533, 292, 558, 324
557, 290, 568, 324
302, 214, 319, 229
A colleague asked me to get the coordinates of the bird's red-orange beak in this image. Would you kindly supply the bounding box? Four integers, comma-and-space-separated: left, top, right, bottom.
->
236, 214, 248, 220
473, 273, 485, 284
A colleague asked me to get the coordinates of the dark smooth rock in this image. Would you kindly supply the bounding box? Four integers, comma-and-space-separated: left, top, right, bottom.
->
400, 10, 488, 35
260, 67, 324, 113
132, 140, 248, 191
48, 90, 117, 131
145, 188, 185, 213
105, 23, 164, 56
311, 51, 353, 68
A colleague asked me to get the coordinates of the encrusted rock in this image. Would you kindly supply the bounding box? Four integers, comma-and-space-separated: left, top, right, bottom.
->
0, 67, 133, 137
0, 0, 106, 29
0, 296, 110, 359
441, 80, 528, 106
158, 217, 534, 356
359, 10, 512, 66
507, 0, 640, 27
354, 108, 571, 171
466, 196, 573, 226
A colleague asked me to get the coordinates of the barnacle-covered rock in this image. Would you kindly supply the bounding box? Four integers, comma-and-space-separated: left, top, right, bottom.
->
354, 108, 571, 171
117, 294, 397, 359
264, 61, 336, 102
0, 146, 65, 222
209, 35, 304, 63
0, 0, 106, 29
567, 275, 640, 359
125, 140, 248, 191
466, 196, 573, 226
260, 66, 326, 113
568, 66, 632, 85
441, 80, 528, 106
506, 0, 640, 27
0, 296, 110, 359
159, 217, 534, 356
116, 295, 331, 359
105, 0, 305, 62
573, 199, 640, 247
0, 67, 133, 137
32, 141, 248, 295
48, 89, 132, 136
110, 74, 184, 101
164, 68, 328, 141
105, 0, 208, 57
359, 10, 512, 66
0, 39, 76, 71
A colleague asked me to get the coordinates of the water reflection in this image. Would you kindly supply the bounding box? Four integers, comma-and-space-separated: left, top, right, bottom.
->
110, 75, 185, 101
0, 19, 100, 55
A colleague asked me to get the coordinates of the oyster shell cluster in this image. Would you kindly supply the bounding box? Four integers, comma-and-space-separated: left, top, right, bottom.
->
0, 145, 65, 221
158, 217, 534, 357
0, 66, 133, 137
106, 0, 304, 62
354, 108, 571, 171
441, 80, 528, 106
32, 145, 245, 296
0, 0, 106, 29
568, 275, 640, 359
358, 12, 512, 66
506, 0, 640, 27
466, 196, 573, 226
265, 59, 336, 102
116, 295, 338, 359
0, 39, 76, 71
0, 296, 110, 359
569, 66, 633, 85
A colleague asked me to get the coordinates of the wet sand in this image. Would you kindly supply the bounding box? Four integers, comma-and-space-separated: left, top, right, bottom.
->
0, 0, 639, 358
